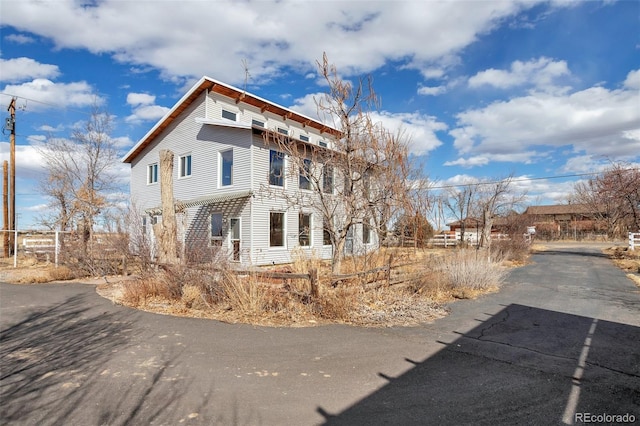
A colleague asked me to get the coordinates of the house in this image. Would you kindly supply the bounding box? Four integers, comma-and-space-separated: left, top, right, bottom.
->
523, 204, 606, 237
123, 76, 378, 266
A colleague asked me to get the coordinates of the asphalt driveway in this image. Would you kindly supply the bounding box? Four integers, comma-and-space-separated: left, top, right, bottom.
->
1, 243, 639, 425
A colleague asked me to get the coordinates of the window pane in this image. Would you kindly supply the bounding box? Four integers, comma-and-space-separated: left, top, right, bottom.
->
323, 218, 331, 246
322, 165, 333, 194
363, 220, 371, 244
180, 155, 191, 177
252, 119, 265, 128
148, 164, 158, 184
300, 134, 309, 142
299, 213, 310, 246
299, 158, 311, 190
277, 127, 288, 135
270, 212, 284, 247
210, 213, 223, 245
222, 109, 236, 121
221, 150, 233, 186
269, 150, 284, 186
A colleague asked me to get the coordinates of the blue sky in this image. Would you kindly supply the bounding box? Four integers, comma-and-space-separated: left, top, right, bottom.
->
1, 0, 639, 229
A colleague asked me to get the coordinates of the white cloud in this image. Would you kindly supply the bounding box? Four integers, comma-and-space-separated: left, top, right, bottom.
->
450, 79, 640, 165
1, 79, 101, 110
126, 92, 156, 106
418, 85, 447, 96
125, 92, 169, 123
468, 57, 570, 92
0, 57, 60, 83
0, 0, 554, 84
4, 34, 36, 44
623, 69, 640, 90
37, 124, 65, 132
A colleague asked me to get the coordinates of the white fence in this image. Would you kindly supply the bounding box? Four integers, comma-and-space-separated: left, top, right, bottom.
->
630, 232, 640, 251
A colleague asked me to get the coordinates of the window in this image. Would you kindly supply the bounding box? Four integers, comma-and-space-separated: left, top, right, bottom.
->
269, 150, 284, 186
300, 134, 309, 142
277, 127, 288, 136
252, 118, 265, 128
222, 109, 237, 121
148, 163, 158, 184
319, 140, 328, 148
322, 164, 333, 194
363, 220, 372, 244
210, 213, 223, 246
299, 213, 311, 247
220, 150, 233, 186
179, 154, 192, 178
142, 216, 147, 235
270, 212, 284, 247
299, 158, 311, 190
323, 218, 332, 246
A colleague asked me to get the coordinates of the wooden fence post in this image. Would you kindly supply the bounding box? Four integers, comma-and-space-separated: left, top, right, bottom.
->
309, 268, 319, 298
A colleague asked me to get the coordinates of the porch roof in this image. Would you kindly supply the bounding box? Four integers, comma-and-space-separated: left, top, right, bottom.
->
145, 190, 253, 215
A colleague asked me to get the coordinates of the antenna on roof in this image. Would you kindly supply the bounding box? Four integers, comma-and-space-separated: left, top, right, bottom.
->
241, 59, 252, 93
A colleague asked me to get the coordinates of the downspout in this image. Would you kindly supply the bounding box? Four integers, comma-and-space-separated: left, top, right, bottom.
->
249, 133, 254, 264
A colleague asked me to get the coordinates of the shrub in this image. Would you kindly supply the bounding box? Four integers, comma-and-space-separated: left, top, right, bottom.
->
436, 249, 508, 292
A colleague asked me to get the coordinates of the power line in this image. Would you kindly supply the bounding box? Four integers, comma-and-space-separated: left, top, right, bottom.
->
0, 92, 98, 116
429, 169, 640, 190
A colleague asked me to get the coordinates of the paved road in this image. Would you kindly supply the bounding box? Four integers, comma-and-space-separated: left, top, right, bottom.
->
1, 243, 639, 425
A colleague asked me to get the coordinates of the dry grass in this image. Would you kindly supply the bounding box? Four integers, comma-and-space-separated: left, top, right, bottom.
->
603, 246, 640, 287
106, 247, 513, 327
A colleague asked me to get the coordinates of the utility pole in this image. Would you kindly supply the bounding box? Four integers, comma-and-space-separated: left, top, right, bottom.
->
7, 98, 16, 255
3, 161, 8, 257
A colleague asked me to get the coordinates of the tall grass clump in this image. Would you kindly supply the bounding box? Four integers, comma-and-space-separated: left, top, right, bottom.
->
437, 249, 508, 292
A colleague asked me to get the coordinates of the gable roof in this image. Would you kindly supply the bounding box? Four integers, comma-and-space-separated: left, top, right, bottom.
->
123, 76, 341, 164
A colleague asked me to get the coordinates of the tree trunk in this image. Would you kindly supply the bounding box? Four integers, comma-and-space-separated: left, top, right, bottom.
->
157, 149, 178, 264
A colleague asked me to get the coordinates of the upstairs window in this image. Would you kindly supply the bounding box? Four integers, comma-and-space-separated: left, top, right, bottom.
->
319, 140, 328, 148
148, 163, 158, 184
300, 134, 310, 142
299, 158, 311, 190
322, 164, 334, 194
277, 127, 288, 136
252, 119, 265, 128
179, 154, 192, 178
299, 213, 311, 247
269, 150, 284, 186
222, 109, 237, 121
220, 150, 233, 186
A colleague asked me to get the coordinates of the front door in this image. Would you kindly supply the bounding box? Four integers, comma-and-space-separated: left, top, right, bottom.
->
230, 218, 240, 261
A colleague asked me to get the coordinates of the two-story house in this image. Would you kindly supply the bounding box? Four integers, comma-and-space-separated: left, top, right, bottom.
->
123, 76, 378, 266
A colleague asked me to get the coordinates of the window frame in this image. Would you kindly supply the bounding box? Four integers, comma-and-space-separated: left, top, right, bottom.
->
220, 149, 233, 187
210, 212, 224, 247
222, 109, 237, 121
269, 149, 285, 187
179, 154, 192, 178
299, 158, 311, 190
322, 164, 334, 194
269, 211, 285, 248
252, 118, 265, 128
147, 163, 158, 185
323, 217, 332, 246
298, 212, 311, 247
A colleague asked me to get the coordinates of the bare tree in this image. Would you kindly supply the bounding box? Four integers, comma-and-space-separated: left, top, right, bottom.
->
473, 175, 524, 250
572, 162, 640, 236
265, 54, 415, 273
36, 104, 120, 249
443, 182, 477, 246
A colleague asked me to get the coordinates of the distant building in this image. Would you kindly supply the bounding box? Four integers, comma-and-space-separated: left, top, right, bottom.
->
523, 204, 606, 237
